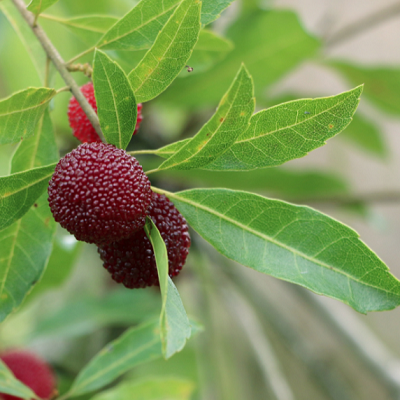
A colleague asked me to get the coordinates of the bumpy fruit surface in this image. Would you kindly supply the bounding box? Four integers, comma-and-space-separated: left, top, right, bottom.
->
68, 82, 143, 143
98, 193, 191, 289
48, 142, 152, 245
0, 350, 56, 400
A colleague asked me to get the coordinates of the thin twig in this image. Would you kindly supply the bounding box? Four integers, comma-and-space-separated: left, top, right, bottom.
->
10, 0, 105, 142
325, 2, 400, 48
128, 149, 160, 156
67, 47, 96, 65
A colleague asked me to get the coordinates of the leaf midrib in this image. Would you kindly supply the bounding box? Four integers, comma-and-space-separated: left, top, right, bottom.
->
167, 190, 398, 296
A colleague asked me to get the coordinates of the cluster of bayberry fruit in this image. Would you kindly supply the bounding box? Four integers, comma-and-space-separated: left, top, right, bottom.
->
48, 82, 190, 289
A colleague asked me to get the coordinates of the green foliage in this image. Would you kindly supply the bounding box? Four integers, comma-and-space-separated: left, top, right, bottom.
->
68, 320, 164, 396
332, 62, 400, 116
0, 88, 55, 145
27, 0, 60, 16
157, 64, 254, 171
160, 188, 400, 313
201, 0, 233, 25
145, 218, 191, 359
0, 359, 38, 400
91, 377, 195, 400
0, 162, 56, 232
93, 50, 137, 149
128, 0, 201, 103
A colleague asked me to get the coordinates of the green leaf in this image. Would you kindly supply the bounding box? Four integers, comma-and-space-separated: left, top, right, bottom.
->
161, 10, 320, 108
31, 288, 159, 339
341, 113, 387, 158
331, 62, 400, 116
0, 162, 57, 232
0, 1, 47, 82
144, 218, 191, 359
183, 29, 233, 74
0, 359, 38, 400
158, 188, 400, 313
27, 0, 60, 16
91, 377, 195, 400
0, 110, 58, 323
39, 14, 118, 44
201, 0, 233, 25
68, 320, 162, 396
157, 65, 254, 171
0, 88, 56, 145
93, 50, 137, 149
204, 85, 363, 170
128, 0, 201, 103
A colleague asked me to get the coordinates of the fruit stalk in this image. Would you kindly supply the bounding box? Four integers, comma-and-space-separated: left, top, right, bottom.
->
10, 0, 105, 142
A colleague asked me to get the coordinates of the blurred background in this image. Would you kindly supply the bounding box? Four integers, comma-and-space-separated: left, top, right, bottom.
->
1, 0, 400, 399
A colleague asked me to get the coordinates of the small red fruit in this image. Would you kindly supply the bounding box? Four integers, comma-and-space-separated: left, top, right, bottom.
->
98, 193, 191, 289
0, 350, 56, 400
48, 142, 152, 245
68, 82, 143, 143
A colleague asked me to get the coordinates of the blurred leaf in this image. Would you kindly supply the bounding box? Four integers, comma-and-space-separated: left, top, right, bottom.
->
204, 86, 363, 170
128, 0, 201, 103
0, 88, 56, 145
184, 29, 233, 74
160, 10, 320, 107
144, 218, 191, 359
156, 86, 362, 170
0, 110, 58, 323
39, 14, 118, 44
96, 0, 230, 52
30, 288, 160, 339
0, 1, 47, 82
27, 0, 60, 16
68, 320, 162, 396
159, 188, 400, 313
26, 232, 81, 303
93, 50, 137, 149
341, 114, 387, 158
201, 0, 233, 25
158, 65, 254, 171
331, 62, 400, 116
0, 359, 38, 400
91, 377, 195, 400
0, 162, 56, 232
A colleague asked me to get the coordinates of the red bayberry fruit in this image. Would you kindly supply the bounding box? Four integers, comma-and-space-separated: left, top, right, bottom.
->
48, 142, 152, 245
68, 82, 143, 143
0, 350, 56, 400
98, 193, 191, 289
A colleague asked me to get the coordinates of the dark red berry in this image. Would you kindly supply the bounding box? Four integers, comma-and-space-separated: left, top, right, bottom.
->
48, 142, 152, 245
0, 350, 56, 400
68, 82, 143, 143
98, 193, 191, 289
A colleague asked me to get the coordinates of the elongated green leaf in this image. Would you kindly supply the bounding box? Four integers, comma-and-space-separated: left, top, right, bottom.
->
204, 86, 363, 170
162, 10, 320, 108
201, 0, 233, 25
128, 0, 201, 103
144, 218, 191, 359
341, 114, 387, 158
158, 65, 254, 171
95, 0, 230, 53
0, 162, 57, 232
184, 29, 233, 74
331, 62, 400, 116
0, 110, 58, 323
27, 0, 59, 16
157, 188, 400, 313
68, 320, 162, 396
93, 50, 137, 149
0, 88, 56, 145
0, 2, 46, 83
91, 377, 195, 400
0, 360, 38, 400
39, 14, 118, 44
